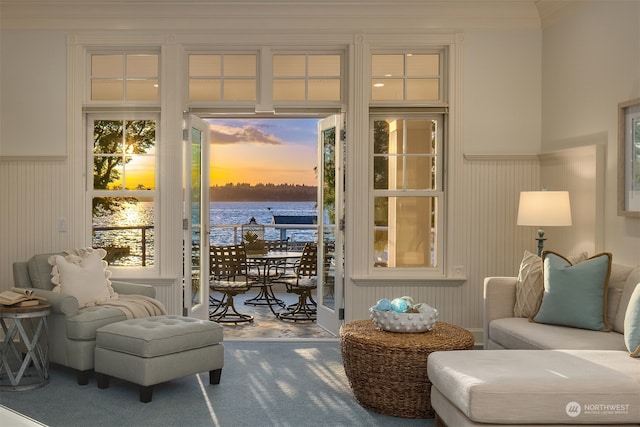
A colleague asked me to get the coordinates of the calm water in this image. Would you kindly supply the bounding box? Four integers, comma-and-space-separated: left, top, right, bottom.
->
208, 201, 318, 245
93, 201, 317, 266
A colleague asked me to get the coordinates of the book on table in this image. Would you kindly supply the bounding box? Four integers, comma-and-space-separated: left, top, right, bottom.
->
0, 288, 47, 307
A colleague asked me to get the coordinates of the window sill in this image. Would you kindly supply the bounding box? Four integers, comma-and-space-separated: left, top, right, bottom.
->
350, 276, 466, 287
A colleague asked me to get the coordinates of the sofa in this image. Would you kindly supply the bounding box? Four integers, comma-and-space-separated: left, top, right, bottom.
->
484, 259, 639, 352
428, 253, 640, 426
13, 251, 161, 385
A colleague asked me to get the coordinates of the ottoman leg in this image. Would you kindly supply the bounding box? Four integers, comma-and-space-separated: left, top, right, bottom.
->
96, 373, 110, 389
140, 385, 153, 403
210, 368, 222, 385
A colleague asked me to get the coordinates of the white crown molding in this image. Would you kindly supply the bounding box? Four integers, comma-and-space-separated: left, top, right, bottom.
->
1, 1, 542, 31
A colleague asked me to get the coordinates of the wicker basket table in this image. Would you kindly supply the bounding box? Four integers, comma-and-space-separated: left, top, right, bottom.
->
340, 319, 474, 418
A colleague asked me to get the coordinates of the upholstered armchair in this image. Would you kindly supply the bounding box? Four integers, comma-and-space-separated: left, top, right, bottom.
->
12, 251, 159, 385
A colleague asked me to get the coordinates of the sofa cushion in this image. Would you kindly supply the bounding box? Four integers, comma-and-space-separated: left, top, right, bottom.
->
489, 318, 626, 351
427, 349, 640, 425
624, 282, 640, 357
513, 250, 587, 318
27, 253, 62, 290
615, 266, 640, 333
513, 250, 543, 318
66, 306, 128, 340
49, 248, 116, 308
532, 251, 611, 331
608, 264, 634, 327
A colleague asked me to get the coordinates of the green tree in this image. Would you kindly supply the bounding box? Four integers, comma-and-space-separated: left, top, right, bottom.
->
92, 120, 156, 215
321, 127, 336, 223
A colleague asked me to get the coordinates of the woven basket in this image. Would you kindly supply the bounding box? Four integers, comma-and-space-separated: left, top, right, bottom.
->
340, 319, 474, 419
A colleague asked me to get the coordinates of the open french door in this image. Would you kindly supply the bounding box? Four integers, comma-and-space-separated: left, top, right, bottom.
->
183, 115, 210, 320
316, 114, 345, 335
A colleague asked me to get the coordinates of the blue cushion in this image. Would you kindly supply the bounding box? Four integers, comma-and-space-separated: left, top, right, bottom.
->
624, 283, 640, 357
532, 251, 612, 331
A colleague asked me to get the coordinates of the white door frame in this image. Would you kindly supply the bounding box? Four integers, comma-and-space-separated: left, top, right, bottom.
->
183, 115, 211, 320
316, 114, 345, 335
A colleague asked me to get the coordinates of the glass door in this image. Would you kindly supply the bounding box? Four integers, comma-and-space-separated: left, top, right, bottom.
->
183, 115, 210, 320
316, 114, 345, 335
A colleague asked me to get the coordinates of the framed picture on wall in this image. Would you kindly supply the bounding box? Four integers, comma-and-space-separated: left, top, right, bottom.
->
618, 98, 640, 217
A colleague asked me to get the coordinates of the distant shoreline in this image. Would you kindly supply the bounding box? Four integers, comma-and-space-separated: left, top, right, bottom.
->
210, 183, 317, 202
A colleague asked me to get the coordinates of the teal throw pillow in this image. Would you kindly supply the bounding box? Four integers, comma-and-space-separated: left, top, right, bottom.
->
532, 251, 612, 331
624, 283, 640, 357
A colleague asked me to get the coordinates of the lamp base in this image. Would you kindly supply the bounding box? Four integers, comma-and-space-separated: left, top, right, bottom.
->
536, 228, 546, 257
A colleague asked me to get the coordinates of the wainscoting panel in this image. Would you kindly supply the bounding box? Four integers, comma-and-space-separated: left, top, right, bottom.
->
0, 159, 74, 285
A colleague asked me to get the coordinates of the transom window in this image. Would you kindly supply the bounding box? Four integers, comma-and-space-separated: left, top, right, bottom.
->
273, 54, 341, 102
89, 115, 158, 267
90, 53, 159, 102
188, 54, 257, 101
371, 53, 441, 102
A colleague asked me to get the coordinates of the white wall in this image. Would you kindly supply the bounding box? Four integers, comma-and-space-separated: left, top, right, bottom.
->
541, 1, 640, 265
464, 29, 542, 155
0, 31, 67, 157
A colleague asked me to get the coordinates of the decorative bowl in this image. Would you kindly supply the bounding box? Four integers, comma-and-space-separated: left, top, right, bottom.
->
369, 305, 438, 333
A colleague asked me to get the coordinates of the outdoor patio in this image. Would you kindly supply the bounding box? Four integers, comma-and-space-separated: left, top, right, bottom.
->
211, 284, 337, 340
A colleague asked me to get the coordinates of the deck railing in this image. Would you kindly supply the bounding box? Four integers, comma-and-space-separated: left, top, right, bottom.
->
93, 223, 318, 266
93, 225, 154, 266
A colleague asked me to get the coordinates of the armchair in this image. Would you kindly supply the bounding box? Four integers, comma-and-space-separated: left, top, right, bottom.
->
12, 252, 157, 385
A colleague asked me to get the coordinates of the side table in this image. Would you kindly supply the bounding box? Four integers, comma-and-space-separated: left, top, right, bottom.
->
0, 303, 51, 391
340, 319, 474, 418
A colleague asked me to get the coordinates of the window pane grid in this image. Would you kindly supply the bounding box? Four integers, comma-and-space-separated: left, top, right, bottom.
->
272, 53, 341, 102
371, 115, 442, 269
91, 117, 157, 267
371, 52, 441, 102
188, 53, 257, 102
90, 53, 159, 102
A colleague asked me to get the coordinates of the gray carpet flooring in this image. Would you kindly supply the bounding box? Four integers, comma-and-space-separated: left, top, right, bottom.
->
0, 341, 434, 427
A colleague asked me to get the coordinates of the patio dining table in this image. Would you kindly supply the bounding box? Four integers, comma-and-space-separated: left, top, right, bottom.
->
244, 251, 303, 315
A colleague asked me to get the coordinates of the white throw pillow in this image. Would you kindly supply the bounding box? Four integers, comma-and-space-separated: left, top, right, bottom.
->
49, 248, 116, 308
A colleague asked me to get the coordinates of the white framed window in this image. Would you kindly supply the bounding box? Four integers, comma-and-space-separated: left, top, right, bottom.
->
371, 51, 443, 104
368, 48, 447, 275
188, 53, 257, 102
371, 114, 444, 272
272, 53, 342, 103
89, 52, 159, 103
87, 113, 159, 269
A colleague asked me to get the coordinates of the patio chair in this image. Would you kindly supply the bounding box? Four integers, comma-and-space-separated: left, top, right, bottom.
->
277, 242, 318, 322
209, 244, 253, 324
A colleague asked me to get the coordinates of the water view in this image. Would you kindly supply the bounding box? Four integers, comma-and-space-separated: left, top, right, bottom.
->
93, 201, 317, 266
209, 201, 317, 245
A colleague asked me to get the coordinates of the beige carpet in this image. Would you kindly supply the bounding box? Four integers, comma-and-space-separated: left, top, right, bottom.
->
211, 285, 338, 340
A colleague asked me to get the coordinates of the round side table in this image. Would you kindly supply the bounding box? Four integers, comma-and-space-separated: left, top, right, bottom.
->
340, 319, 474, 419
0, 303, 51, 391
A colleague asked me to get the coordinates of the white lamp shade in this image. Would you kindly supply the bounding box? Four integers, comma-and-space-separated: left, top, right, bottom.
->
517, 191, 572, 226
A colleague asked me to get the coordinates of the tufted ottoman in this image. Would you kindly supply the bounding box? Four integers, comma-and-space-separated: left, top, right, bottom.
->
94, 315, 224, 403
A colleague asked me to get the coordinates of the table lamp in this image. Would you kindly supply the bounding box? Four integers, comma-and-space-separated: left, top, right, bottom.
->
517, 190, 572, 256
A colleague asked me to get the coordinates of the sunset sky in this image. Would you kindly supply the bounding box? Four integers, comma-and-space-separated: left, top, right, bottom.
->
121, 118, 319, 189
206, 118, 319, 187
